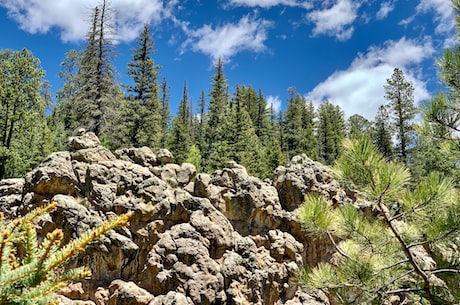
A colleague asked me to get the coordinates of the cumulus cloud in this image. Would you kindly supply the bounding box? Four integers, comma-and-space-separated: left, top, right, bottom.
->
376, 1, 394, 20
307, 0, 361, 41
0, 0, 167, 42
181, 15, 272, 63
416, 0, 455, 35
266, 95, 282, 113
305, 37, 435, 119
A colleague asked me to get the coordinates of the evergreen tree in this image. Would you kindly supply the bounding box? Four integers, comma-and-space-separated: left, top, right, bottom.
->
160, 78, 170, 148
283, 88, 317, 159
372, 105, 394, 158
204, 58, 229, 171
196, 90, 207, 153
50, 49, 82, 138
347, 114, 371, 139
0, 49, 55, 178
124, 23, 163, 149
74, 0, 122, 142
168, 82, 192, 163
265, 105, 286, 174
284, 88, 305, 158
384, 68, 417, 164
232, 86, 264, 176
317, 101, 345, 165
299, 137, 460, 304
302, 100, 318, 160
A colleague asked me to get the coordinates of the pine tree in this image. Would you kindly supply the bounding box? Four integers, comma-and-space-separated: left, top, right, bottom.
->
283, 88, 317, 160
0, 49, 55, 178
299, 137, 460, 304
124, 23, 163, 149
160, 78, 170, 148
372, 105, 394, 158
203, 58, 229, 171
264, 105, 286, 175
317, 101, 345, 165
53, 49, 82, 135
196, 90, 207, 153
232, 86, 264, 176
168, 82, 192, 163
347, 114, 371, 139
302, 100, 318, 160
384, 68, 417, 164
74, 0, 122, 142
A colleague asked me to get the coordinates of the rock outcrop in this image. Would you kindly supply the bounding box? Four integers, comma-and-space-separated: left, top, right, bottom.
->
1, 132, 341, 305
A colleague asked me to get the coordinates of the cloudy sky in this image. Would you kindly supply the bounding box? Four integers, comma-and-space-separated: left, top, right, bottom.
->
0, 0, 456, 119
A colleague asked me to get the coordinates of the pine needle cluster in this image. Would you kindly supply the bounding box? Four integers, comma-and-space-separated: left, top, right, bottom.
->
298, 137, 460, 305
0, 202, 131, 305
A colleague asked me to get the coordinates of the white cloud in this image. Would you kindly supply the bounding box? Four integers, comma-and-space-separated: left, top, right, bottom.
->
416, 0, 455, 35
266, 95, 282, 113
376, 1, 394, 20
227, 0, 312, 9
307, 0, 361, 41
181, 15, 272, 63
0, 0, 167, 42
305, 37, 435, 119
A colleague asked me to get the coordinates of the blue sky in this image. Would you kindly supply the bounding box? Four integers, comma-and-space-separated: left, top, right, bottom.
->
0, 0, 456, 119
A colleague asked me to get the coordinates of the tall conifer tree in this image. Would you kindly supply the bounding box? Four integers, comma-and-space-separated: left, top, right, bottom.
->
384, 68, 417, 164
168, 82, 192, 163
204, 58, 229, 171
317, 101, 345, 165
72, 0, 122, 143
372, 105, 394, 158
125, 23, 163, 149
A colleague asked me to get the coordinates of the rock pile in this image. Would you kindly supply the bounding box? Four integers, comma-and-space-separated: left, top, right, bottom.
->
1, 132, 343, 305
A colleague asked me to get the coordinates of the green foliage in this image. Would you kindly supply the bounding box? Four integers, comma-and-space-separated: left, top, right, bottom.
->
168, 82, 192, 164
0, 202, 131, 305
299, 137, 460, 305
372, 105, 394, 159
283, 88, 317, 160
203, 58, 229, 171
317, 101, 345, 165
71, 1, 123, 143
185, 145, 202, 173
297, 195, 336, 235
0, 49, 61, 178
384, 68, 417, 164
122, 23, 164, 150
347, 114, 371, 139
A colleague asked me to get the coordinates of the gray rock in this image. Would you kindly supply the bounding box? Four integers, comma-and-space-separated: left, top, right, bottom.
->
68, 132, 101, 150
156, 149, 174, 164
25, 151, 78, 197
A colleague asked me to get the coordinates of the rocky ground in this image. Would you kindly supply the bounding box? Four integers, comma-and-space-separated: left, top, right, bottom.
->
0, 132, 349, 305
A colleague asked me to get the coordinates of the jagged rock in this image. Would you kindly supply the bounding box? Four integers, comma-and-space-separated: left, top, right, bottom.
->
114, 147, 158, 168
273, 154, 342, 211
3, 132, 336, 305
108, 280, 154, 305
25, 151, 78, 196
0, 178, 24, 217
69, 132, 102, 150
150, 291, 193, 305
156, 149, 174, 164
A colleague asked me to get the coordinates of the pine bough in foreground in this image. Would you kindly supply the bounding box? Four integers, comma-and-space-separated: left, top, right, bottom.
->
298, 137, 460, 305
0, 202, 131, 305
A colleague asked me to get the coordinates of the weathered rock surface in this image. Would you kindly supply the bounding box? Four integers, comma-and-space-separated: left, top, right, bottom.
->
1, 132, 337, 305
